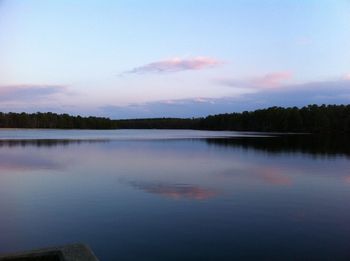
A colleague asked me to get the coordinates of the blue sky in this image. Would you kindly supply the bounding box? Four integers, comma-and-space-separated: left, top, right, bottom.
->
1, 0, 350, 118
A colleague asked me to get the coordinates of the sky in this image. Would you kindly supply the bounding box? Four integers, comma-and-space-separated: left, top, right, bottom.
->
0, 0, 350, 119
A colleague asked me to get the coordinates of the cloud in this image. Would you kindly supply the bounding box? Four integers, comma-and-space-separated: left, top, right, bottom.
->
128, 181, 217, 200
245, 78, 350, 106
215, 73, 350, 108
0, 84, 67, 102
251, 72, 292, 88
101, 76, 350, 119
126, 56, 222, 74
220, 71, 292, 89
100, 97, 229, 119
344, 73, 350, 80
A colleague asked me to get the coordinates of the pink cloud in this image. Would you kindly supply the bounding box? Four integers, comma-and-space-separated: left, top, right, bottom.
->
219, 71, 293, 89
127, 56, 222, 74
251, 72, 293, 88
343, 73, 350, 80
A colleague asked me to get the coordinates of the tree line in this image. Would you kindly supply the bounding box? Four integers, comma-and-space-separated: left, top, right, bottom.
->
115, 105, 350, 133
1, 104, 350, 132
198, 104, 350, 132
0, 112, 115, 129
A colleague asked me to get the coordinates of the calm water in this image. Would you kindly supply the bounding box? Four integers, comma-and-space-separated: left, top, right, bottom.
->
0, 129, 350, 260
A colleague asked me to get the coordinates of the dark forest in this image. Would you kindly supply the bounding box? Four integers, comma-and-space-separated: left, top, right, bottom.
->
1, 104, 349, 133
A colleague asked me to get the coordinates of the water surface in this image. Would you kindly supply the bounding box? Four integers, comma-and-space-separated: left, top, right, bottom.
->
0, 129, 349, 260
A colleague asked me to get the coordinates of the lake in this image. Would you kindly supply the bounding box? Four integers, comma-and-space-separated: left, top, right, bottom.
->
0, 129, 350, 260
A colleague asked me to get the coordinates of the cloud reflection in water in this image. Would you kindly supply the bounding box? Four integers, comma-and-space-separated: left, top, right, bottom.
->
129, 181, 217, 200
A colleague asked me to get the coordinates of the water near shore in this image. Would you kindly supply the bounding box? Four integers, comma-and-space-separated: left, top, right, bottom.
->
0, 129, 349, 260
